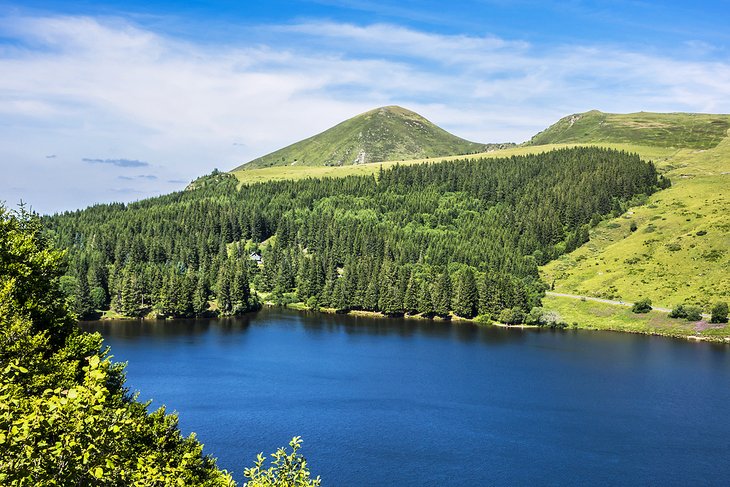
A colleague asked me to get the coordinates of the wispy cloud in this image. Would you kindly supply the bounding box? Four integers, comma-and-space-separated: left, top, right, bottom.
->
118, 174, 158, 180
1, 14, 729, 213
83, 158, 150, 167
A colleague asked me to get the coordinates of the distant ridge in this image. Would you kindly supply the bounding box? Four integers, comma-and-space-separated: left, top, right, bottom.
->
528, 110, 730, 149
235, 106, 512, 170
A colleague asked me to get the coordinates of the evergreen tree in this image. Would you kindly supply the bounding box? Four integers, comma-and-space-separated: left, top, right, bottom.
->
119, 270, 141, 317
378, 261, 403, 316
296, 256, 313, 301
403, 273, 419, 315
363, 275, 380, 311
331, 277, 348, 311
216, 263, 232, 314
418, 279, 435, 317
453, 268, 478, 318
73, 273, 93, 319
43, 147, 661, 321
231, 260, 251, 313
433, 270, 452, 317
193, 274, 209, 315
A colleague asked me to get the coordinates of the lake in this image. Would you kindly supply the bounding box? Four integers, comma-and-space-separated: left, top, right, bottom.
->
81, 308, 730, 486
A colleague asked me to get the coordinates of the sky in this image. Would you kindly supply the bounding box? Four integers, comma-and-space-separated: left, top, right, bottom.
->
1, 1, 729, 214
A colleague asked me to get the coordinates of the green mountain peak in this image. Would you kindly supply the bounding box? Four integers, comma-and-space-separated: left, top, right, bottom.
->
234, 106, 502, 170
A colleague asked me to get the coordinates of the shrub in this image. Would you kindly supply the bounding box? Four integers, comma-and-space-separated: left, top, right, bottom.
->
525, 307, 544, 325
244, 437, 321, 487
498, 307, 525, 325
683, 305, 703, 321
632, 298, 652, 313
669, 304, 687, 319
305, 296, 320, 311
711, 302, 729, 324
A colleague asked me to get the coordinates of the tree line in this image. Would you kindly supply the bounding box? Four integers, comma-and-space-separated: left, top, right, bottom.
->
45, 147, 664, 322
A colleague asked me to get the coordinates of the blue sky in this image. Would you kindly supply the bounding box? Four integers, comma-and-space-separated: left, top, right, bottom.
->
1, 1, 729, 213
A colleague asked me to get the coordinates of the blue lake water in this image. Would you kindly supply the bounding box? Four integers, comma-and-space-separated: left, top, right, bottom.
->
81, 308, 730, 486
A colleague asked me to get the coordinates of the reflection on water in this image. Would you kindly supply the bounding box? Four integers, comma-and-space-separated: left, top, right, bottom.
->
80, 307, 730, 487
84, 307, 535, 345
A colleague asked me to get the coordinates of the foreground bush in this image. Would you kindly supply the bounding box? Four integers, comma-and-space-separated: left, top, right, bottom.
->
244, 437, 321, 487
1, 205, 320, 486
0, 206, 237, 485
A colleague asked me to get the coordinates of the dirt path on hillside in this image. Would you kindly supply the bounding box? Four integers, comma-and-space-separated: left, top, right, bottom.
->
545, 291, 711, 319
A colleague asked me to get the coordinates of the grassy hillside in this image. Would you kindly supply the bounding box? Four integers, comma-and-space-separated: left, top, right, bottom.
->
231, 142, 673, 185
540, 129, 730, 335
528, 110, 730, 149
234, 106, 508, 170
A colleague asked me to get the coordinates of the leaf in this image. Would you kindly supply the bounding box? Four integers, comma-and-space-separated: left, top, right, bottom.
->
89, 355, 101, 369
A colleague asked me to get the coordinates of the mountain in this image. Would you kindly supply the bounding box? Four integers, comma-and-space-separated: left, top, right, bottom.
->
528, 110, 730, 149
235, 106, 510, 170
43, 107, 730, 341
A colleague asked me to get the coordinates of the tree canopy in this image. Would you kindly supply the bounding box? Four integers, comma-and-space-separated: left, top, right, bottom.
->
46, 147, 661, 323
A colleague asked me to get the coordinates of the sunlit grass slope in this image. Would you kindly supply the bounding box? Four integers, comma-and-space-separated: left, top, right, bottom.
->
541, 131, 730, 315
528, 110, 730, 149
234, 106, 500, 170
231, 142, 675, 185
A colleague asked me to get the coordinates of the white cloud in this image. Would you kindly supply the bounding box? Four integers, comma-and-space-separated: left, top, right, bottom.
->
1, 15, 729, 213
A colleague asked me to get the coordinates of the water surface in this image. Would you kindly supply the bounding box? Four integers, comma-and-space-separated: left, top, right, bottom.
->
81, 308, 730, 486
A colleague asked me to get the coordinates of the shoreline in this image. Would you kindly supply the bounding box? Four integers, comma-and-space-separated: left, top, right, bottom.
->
88, 301, 730, 344
283, 303, 730, 343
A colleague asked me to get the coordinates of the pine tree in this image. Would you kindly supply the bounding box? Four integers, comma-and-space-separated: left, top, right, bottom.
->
433, 270, 452, 317
120, 270, 141, 317
216, 262, 232, 314
453, 268, 478, 318
231, 260, 251, 313
403, 273, 419, 315
378, 261, 403, 316
73, 273, 93, 319
418, 279, 435, 317
478, 273, 499, 317
331, 277, 348, 311
193, 275, 209, 315
296, 256, 312, 301
363, 275, 380, 311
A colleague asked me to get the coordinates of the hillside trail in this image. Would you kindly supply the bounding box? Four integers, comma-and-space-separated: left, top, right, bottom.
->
545, 292, 711, 319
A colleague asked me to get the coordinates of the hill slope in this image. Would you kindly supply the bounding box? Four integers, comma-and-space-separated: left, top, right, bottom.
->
235, 106, 508, 170
541, 133, 730, 307
528, 110, 730, 149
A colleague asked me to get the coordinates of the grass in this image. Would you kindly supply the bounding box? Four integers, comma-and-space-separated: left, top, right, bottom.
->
541, 132, 730, 313
236, 105, 490, 170
529, 110, 730, 149
543, 295, 730, 341
231, 142, 676, 185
